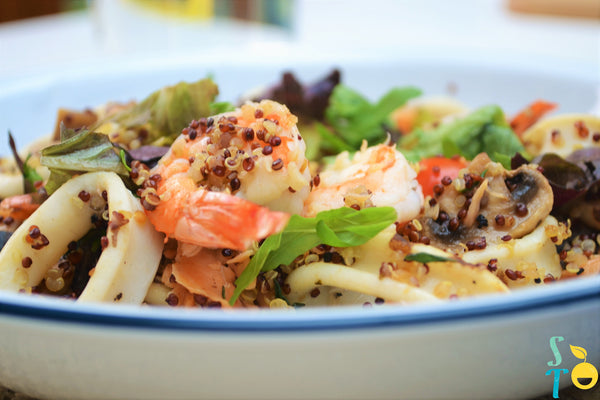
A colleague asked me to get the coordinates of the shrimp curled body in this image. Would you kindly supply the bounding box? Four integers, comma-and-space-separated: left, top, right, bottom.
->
145, 100, 311, 251
304, 142, 423, 223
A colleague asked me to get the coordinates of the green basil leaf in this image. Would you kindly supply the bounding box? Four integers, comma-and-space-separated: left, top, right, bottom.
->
404, 253, 455, 263
229, 206, 397, 305
315, 206, 397, 246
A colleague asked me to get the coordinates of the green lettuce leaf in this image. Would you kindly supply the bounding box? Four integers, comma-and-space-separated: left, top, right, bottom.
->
40, 127, 129, 194
209, 101, 235, 115
324, 85, 421, 150
399, 105, 525, 168
94, 78, 220, 145
229, 206, 397, 304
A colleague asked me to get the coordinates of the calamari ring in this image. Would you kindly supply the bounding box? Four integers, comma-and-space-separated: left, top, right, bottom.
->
0, 172, 164, 303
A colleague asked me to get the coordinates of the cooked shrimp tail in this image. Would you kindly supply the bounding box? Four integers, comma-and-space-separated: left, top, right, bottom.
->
149, 174, 289, 250
143, 100, 311, 250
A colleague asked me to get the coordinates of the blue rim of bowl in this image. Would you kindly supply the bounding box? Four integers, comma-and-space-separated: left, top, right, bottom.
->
0, 276, 598, 332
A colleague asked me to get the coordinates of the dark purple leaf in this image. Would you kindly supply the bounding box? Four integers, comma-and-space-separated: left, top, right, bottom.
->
304, 69, 341, 120
510, 152, 529, 170
566, 147, 600, 180
250, 69, 341, 121
127, 145, 169, 166
529, 152, 600, 210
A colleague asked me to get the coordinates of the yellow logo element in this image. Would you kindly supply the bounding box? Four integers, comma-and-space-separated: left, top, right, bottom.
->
570, 345, 599, 390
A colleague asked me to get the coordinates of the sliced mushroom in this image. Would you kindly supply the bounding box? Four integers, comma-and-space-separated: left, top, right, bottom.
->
418, 153, 553, 253
0, 172, 164, 304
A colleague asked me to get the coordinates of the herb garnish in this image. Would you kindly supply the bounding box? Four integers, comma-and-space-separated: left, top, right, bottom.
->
323, 85, 421, 152
404, 253, 455, 264
8, 131, 42, 193
40, 127, 129, 194
229, 206, 397, 305
399, 105, 525, 168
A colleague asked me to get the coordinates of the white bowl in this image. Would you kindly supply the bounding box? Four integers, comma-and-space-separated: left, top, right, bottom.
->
0, 57, 599, 400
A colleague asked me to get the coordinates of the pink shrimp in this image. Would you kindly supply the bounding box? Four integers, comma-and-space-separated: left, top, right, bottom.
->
0, 193, 40, 230
143, 100, 312, 251
561, 255, 600, 279
303, 142, 423, 223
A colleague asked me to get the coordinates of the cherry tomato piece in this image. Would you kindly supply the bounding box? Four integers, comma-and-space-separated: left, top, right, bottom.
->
416, 156, 467, 198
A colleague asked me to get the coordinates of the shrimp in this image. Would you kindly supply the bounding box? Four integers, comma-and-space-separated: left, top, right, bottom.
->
561, 255, 600, 279
0, 194, 40, 231
143, 100, 312, 251
169, 245, 251, 308
304, 141, 423, 223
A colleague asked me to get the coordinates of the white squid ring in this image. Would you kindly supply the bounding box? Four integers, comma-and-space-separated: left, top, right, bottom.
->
0, 171, 164, 304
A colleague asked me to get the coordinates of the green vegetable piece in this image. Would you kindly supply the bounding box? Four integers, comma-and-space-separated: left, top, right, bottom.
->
399, 105, 525, 167
22, 155, 43, 188
8, 131, 42, 193
119, 149, 132, 172
43, 168, 74, 195
272, 279, 290, 304
404, 253, 455, 264
209, 101, 235, 115
297, 123, 323, 161
41, 128, 129, 194
95, 78, 220, 144
315, 122, 354, 154
325, 85, 421, 148
229, 206, 397, 305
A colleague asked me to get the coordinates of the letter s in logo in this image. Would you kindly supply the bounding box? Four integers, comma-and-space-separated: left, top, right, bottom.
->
548, 336, 564, 367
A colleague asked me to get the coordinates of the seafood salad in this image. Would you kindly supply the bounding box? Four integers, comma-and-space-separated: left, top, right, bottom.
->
0, 70, 599, 309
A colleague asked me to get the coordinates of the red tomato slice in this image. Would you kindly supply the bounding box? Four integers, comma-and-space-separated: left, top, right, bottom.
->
416, 156, 468, 197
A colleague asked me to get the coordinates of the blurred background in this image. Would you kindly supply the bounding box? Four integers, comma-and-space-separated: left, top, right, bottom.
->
0, 0, 598, 82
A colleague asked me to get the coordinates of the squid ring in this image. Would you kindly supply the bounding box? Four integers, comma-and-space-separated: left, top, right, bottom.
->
0, 171, 164, 303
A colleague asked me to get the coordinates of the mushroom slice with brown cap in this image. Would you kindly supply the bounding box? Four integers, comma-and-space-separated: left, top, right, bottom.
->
417, 153, 554, 254
0, 171, 164, 303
